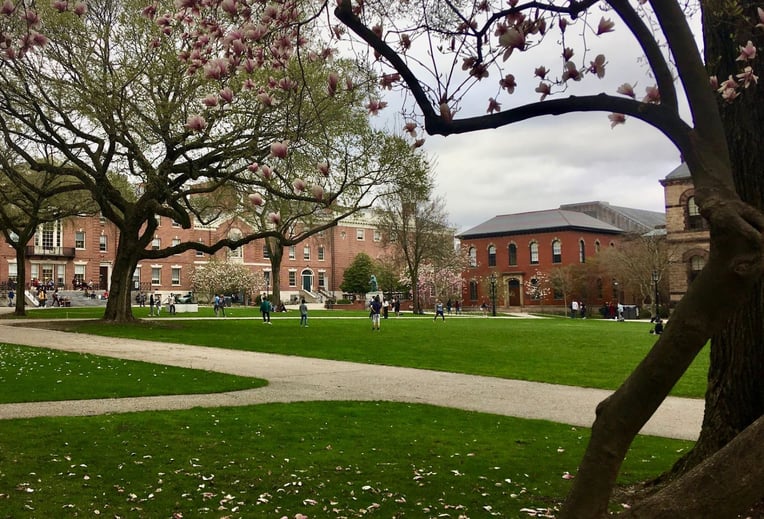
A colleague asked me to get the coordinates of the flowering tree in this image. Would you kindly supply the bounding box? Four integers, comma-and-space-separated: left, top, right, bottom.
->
333, 0, 764, 516
190, 257, 264, 303
414, 247, 469, 307
524, 269, 552, 311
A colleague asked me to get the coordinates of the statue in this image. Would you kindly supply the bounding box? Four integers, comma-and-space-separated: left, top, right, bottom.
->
369, 274, 378, 292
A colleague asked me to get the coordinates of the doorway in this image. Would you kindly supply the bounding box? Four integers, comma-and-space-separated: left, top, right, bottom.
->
508, 278, 521, 306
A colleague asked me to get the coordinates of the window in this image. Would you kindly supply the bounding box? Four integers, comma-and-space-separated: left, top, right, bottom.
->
373, 229, 381, 242
74, 264, 85, 286
689, 255, 705, 284
554, 287, 563, 300
468, 247, 477, 267
552, 239, 562, 263
687, 196, 706, 230
228, 246, 242, 259
488, 245, 497, 267
288, 246, 296, 260
508, 243, 517, 266
529, 242, 539, 264
75, 231, 85, 249
132, 269, 140, 290
318, 271, 326, 289
151, 267, 161, 285
171, 267, 181, 285
595, 240, 601, 253
172, 220, 181, 227
303, 246, 310, 260
288, 271, 296, 286
8, 263, 17, 284
152, 238, 161, 250
579, 240, 586, 263
264, 271, 271, 288
171, 238, 181, 247
196, 239, 204, 257
469, 280, 478, 300
99, 212, 106, 224
155, 215, 161, 227
263, 244, 270, 258
99, 235, 107, 252
356, 228, 365, 240
318, 245, 325, 261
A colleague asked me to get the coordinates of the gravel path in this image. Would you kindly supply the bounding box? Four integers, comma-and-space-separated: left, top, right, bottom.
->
0, 318, 703, 440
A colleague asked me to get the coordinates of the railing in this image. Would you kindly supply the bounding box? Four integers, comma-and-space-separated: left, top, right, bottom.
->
25, 246, 76, 258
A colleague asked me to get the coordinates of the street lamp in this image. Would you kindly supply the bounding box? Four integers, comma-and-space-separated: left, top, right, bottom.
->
652, 270, 659, 320
489, 273, 497, 317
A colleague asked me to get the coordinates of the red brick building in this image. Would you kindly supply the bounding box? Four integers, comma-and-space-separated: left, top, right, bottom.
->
0, 210, 387, 304
457, 209, 626, 310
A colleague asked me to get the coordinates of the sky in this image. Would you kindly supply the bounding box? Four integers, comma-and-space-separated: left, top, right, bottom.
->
364, 7, 697, 233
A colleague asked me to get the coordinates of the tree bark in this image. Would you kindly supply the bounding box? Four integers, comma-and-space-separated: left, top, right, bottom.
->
102, 232, 141, 322
269, 241, 284, 305
13, 245, 27, 317
669, 0, 764, 475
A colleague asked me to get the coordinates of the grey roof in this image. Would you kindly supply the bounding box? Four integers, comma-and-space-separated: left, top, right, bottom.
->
607, 204, 666, 231
664, 162, 690, 180
458, 209, 623, 238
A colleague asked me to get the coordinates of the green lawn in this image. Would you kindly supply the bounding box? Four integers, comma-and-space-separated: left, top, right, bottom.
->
0, 343, 266, 403
0, 402, 692, 517
50, 311, 708, 398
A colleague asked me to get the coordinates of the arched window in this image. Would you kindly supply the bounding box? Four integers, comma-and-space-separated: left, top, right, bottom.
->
468, 247, 477, 267
469, 280, 478, 300
508, 243, 517, 266
689, 255, 705, 284
551, 239, 562, 263
579, 240, 586, 263
488, 244, 497, 267
686, 196, 706, 230
529, 241, 539, 264
595, 240, 601, 253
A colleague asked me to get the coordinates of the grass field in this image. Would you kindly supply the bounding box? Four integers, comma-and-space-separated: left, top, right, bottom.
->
38, 309, 709, 398
0, 309, 702, 516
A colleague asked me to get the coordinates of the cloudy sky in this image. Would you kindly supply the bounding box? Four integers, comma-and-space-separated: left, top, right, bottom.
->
364, 8, 698, 232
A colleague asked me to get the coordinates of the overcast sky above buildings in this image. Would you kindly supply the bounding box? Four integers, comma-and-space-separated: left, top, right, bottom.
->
365, 8, 698, 232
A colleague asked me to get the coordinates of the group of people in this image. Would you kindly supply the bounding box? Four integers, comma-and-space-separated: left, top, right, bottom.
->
569, 300, 587, 318
140, 292, 178, 316
367, 296, 404, 330
599, 301, 625, 321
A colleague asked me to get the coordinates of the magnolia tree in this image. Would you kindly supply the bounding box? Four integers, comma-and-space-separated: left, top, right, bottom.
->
332, 0, 764, 516
411, 247, 469, 307
190, 257, 264, 303
524, 269, 552, 308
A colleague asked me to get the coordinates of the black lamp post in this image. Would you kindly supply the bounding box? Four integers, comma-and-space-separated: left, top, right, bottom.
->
489, 273, 497, 317
652, 270, 659, 320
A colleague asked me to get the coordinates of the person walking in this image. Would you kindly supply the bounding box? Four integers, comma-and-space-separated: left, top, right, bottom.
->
218, 294, 226, 317
433, 299, 445, 321
7, 288, 14, 307
149, 292, 155, 316
260, 297, 271, 324
154, 293, 162, 316
370, 295, 382, 331
167, 293, 176, 315
299, 298, 308, 327
393, 297, 401, 317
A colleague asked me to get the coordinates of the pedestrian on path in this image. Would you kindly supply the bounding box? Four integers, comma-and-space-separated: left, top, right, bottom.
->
154, 293, 162, 316
434, 300, 445, 321
149, 292, 155, 316
299, 298, 308, 327
260, 298, 272, 324
7, 289, 14, 307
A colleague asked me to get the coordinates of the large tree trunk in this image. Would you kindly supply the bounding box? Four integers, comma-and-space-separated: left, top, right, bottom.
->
102, 232, 141, 322
670, 0, 764, 475
269, 241, 284, 305
13, 246, 27, 317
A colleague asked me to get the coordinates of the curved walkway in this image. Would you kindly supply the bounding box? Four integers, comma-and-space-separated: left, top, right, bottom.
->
0, 319, 703, 441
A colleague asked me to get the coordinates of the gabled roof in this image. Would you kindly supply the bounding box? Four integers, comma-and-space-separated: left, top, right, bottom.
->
457, 209, 623, 239
604, 204, 666, 231
664, 162, 690, 180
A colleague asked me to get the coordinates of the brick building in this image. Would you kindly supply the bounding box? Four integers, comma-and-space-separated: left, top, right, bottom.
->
458, 209, 625, 310
659, 163, 709, 306
0, 209, 387, 304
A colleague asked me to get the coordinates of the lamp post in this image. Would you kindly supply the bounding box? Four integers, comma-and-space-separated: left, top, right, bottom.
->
489, 273, 497, 317
652, 270, 659, 320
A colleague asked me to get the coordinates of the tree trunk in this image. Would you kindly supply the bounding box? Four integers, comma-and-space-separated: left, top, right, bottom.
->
669, 0, 764, 475
102, 233, 141, 322
13, 246, 27, 317
269, 243, 283, 305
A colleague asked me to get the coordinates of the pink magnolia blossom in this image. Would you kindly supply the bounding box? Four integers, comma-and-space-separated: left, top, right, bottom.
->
267, 211, 281, 225
247, 162, 259, 172
736, 40, 756, 61
643, 85, 660, 104
202, 94, 218, 107
327, 72, 339, 96
412, 138, 425, 149
248, 193, 264, 206
499, 74, 516, 94
535, 82, 551, 101
403, 121, 417, 136
757, 7, 764, 29
562, 62, 581, 82
220, 0, 236, 16
260, 165, 273, 180
498, 27, 525, 60
219, 87, 234, 104
1, 0, 15, 16
717, 75, 738, 92
270, 141, 288, 159
317, 161, 329, 176
186, 114, 206, 132
399, 33, 411, 51
534, 66, 548, 79
616, 83, 636, 98
588, 54, 606, 78
596, 17, 615, 35
736, 66, 758, 88
257, 92, 273, 106
72, 1, 86, 15
562, 47, 574, 61
709, 76, 719, 90
559, 18, 568, 33
439, 102, 453, 122
608, 113, 626, 128
365, 99, 387, 115
379, 73, 400, 89
292, 178, 306, 193
203, 58, 228, 80
721, 87, 739, 102
311, 184, 324, 201
486, 97, 501, 113
52, 1, 68, 13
